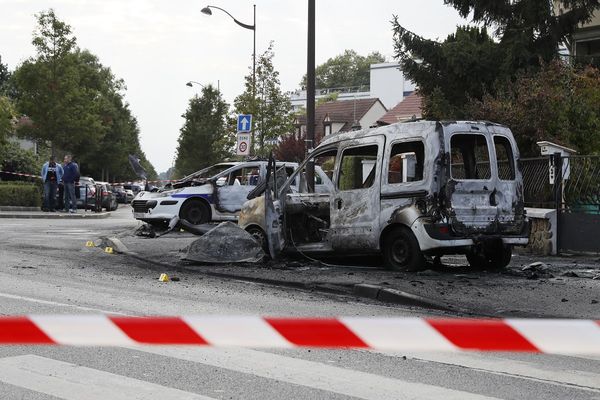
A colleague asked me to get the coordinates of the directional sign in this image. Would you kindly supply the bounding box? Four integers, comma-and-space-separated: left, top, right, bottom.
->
236, 133, 251, 156
237, 114, 253, 132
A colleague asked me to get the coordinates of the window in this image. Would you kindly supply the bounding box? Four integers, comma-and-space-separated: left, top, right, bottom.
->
494, 136, 515, 180
388, 141, 425, 184
338, 145, 378, 191
450, 134, 491, 180
296, 150, 337, 193
220, 167, 260, 186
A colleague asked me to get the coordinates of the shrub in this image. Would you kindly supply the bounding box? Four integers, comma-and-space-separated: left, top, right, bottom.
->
0, 182, 41, 207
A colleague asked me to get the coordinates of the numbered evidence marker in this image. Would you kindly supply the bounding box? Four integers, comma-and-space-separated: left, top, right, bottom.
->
236, 133, 251, 156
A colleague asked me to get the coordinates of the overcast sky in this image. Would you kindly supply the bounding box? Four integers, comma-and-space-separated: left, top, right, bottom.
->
0, 0, 468, 173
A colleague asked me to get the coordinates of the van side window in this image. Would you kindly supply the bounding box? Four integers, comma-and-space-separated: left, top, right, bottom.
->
338, 145, 378, 191
297, 150, 336, 193
494, 136, 516, 180
388, 141, 424, 184
450, 134, 491, 180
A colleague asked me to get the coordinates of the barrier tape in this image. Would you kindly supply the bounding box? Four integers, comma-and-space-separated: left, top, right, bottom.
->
0, 170, 41, 180
0, 170, 174, 186
0, 316, 598, 354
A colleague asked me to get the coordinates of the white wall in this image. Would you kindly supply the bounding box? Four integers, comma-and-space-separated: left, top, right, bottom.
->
359, 101, 387, 129
370, 62, 406, 109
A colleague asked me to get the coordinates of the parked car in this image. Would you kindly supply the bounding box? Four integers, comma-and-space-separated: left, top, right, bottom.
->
76, 176, 96, 210
95, 181, 119, 211
132, 161, 297, 227
238, 121, 529, 271
124, 183, 143, 196
113, 185, 128, 203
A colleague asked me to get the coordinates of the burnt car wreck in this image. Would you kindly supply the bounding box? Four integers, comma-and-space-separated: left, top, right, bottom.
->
239, 120, 529, 271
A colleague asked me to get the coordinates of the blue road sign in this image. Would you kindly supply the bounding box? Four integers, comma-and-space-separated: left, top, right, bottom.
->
237, 114, 253, 132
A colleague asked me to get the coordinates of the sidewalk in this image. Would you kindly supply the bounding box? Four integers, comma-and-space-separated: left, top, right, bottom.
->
0, 206, 111, 219
105, 230, 600, 319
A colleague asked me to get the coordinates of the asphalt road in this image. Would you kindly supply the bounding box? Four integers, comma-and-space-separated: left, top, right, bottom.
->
0, 206, 598, 400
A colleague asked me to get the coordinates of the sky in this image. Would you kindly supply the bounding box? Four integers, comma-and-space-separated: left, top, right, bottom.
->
0, 0, 469, 173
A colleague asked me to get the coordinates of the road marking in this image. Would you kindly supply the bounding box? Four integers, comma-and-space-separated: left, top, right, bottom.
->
0, 292, 127, 315
0, 355, 213, 400
127, 346, 501, 400
389, 351, 600, 392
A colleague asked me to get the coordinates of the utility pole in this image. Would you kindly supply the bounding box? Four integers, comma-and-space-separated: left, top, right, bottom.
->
306, 0, 316, 192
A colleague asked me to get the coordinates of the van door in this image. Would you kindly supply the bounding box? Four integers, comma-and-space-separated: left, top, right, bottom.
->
444, 125, 523, 235
215, 164, 260, 214
329, 136, 384, 250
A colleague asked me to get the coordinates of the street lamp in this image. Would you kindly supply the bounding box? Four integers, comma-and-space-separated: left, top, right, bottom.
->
186, 80, 220, 92
201, 5, 255, 100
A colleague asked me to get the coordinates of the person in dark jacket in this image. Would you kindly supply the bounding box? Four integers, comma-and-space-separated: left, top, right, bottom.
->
62, 154, 80, 213
41, 156, 63, 212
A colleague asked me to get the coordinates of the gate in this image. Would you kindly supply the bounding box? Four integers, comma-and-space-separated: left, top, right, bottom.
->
521, 154, 600, 254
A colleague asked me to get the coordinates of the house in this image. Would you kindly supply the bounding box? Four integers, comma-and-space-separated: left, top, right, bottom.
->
288, 62, 416, 112
295, 98, 387, 144
555, 2, 600, 62
377, 92, 423, 125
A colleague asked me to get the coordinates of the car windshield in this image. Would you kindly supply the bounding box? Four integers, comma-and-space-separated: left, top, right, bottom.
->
182, 164, 237, 181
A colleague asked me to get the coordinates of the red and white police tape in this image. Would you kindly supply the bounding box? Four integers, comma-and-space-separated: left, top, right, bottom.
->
0, 315, 598, 354
0, 170, 41, 180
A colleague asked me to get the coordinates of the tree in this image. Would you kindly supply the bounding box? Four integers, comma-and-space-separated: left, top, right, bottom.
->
175, 85, 231, 177
469, 61, 600, 156
392, 1, 600, 119
300, 50, 386, 89
11, 10, 156, 181
0, 96, 15, 147
13, 9, 105, 157
0, 56, 11, 96
234, 42, 294, 156
274, 133, 305, 163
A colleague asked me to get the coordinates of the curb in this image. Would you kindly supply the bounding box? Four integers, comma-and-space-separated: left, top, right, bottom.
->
0, 212, 111, 219
104, 237, 451, 312
0, 206, 40, 212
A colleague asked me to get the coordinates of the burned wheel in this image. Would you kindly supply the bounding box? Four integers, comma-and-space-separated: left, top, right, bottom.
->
382, 227, 425, 271
246, 226, 268, 254
179, 199, 210, 225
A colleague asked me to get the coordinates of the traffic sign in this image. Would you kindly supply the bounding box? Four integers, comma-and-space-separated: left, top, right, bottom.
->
236, 133, 251, 156
237, 114, 252, 132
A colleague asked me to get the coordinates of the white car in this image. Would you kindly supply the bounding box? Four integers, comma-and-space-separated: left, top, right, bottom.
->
132, 161, 297, 226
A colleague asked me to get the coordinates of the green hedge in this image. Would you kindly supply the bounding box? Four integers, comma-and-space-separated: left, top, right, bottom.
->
0, 182, 42, 207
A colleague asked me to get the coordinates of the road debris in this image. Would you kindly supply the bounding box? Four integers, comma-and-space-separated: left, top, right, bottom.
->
183, 222, 265, 264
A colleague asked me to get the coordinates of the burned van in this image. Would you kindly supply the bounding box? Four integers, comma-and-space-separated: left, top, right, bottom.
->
238, 121, 528, 271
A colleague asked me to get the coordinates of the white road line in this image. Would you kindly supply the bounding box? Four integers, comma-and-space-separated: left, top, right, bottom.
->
386, 351, 600, 392
0, 355, 213, 400
128, 346, 501, 400
0, 292, 128, 315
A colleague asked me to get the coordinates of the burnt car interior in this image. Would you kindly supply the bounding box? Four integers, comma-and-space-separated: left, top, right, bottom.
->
285, 150, 337, 245
450, 134, 492, 180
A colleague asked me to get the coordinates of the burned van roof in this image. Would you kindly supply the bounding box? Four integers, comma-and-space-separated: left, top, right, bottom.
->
317, 120, 510, 148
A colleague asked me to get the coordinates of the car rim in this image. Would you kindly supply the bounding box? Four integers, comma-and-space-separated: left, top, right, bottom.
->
391, 238, 410, 266
187, 207, 203, 224
249, 229, 265, 246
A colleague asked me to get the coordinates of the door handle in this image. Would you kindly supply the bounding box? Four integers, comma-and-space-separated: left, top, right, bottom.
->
336, 198, 343, 209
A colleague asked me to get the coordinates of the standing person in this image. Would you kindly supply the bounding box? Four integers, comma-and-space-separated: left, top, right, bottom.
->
62, 154, 80, 213
40, 156, 63, 212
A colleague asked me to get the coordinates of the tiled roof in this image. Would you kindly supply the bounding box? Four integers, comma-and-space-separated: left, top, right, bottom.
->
378, 92, 422, 125
297, 98, 383, 141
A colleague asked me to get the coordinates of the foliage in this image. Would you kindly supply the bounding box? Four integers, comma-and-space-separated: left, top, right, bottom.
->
234, 42, 294, 156
468, 61, 600, 156
392, 0, 600, 119
0, 182, 41, 207
0, 142, 43, 177
0, 96, 16, 147
300, 50, 386, 89
175, 85, 231, 177
11, 9, 156, 182
273, 134, 305, 163
0, 56, 11, 96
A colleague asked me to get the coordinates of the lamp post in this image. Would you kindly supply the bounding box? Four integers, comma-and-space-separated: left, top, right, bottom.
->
306, 0, 316, 192
186, 80, 220, 92
201, 5, 255, 100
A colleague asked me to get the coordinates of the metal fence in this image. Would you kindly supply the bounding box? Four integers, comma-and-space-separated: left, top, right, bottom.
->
562, 155, 600, 214
519, 157, 555, 208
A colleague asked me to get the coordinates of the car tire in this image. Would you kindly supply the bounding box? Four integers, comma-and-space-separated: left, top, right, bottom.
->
111, 201, 118, 211
179, 199, 210, 225
382, 226, 425, 271
246, 226, 269, 254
